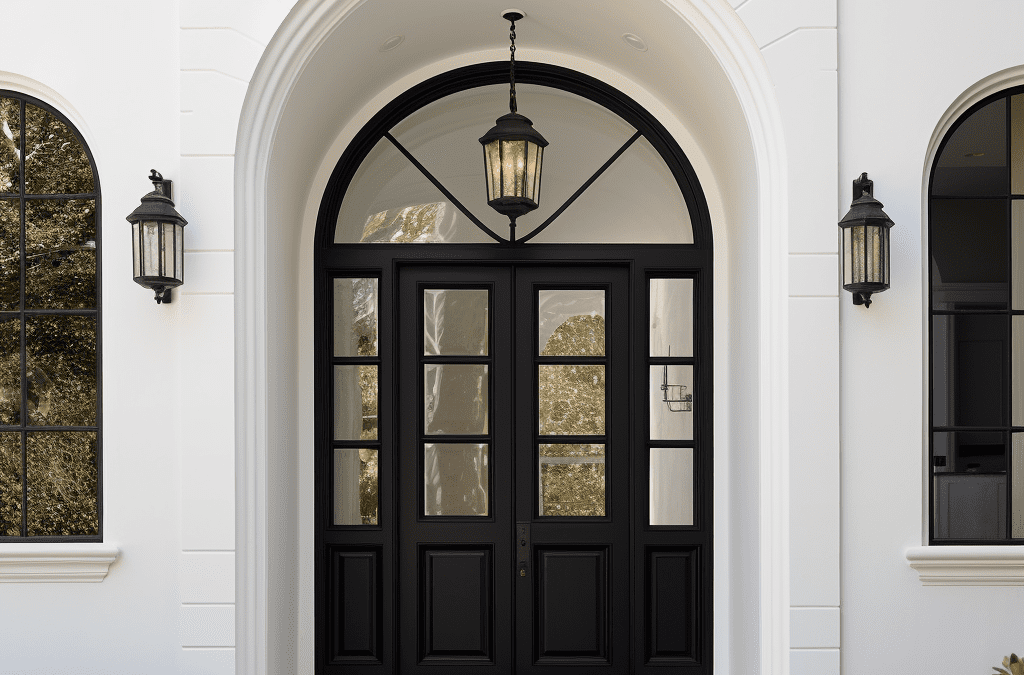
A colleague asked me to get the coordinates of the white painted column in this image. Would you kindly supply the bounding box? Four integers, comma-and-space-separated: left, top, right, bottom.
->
734, 0, 841, 672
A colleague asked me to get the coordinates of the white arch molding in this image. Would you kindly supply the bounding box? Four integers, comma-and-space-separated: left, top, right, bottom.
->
234, 0, 790, 673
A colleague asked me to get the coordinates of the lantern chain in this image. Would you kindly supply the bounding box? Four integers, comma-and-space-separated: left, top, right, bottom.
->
509, 16, 517, 114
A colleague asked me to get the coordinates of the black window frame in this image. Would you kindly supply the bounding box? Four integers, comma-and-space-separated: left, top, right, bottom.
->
0, 90, 102, 542
928, 84, 1024, 545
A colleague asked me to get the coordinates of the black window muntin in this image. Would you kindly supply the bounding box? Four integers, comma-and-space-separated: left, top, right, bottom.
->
0, 90, 102, 541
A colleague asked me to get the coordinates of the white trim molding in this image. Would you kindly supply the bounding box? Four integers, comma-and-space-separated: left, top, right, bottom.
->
0, 543, 119, 583
906, 546, 1024, 586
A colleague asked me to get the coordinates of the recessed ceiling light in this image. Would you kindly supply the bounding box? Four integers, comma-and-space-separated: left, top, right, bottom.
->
622, 33, 648, 52
380, 35, 405, 52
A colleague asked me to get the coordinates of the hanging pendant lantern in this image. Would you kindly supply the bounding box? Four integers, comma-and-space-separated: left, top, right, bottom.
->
480, 10, 548, 238
839, 172, 893, 308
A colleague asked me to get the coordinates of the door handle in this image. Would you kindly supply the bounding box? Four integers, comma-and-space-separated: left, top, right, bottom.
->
516, 522, 530, 578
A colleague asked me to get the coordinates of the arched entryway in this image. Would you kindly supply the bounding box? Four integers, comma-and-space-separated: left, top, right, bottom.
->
235, 1, 790, 673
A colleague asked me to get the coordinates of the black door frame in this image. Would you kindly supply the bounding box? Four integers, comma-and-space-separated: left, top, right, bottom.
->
314, 62, 714, 674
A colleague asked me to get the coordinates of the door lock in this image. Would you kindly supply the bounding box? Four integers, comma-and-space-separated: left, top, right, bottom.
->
516, 522, 530, 579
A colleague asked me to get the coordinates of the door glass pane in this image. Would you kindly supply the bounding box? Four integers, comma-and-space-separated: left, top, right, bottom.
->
334, 278, 377, 357
932, 97, 1006, 197
424, 364, 488, 435
334, 448, 378, 525
650, 279, 693, 357
650, 365, 693, 440
334, 365, 378, 440
538, 365, 605, 435
538, 444, 605, 516
1014, 434, 1024, 538
650, 447, 693, 526
1012, 95, 1023, 196
538, 290, 605, 356
424, 289, 488, 355
424, 443, 488, 516
932, 314, 1007, 427
0, 200, 19, 310
1016, 316, 1024, 426
930, 198, 1007, 310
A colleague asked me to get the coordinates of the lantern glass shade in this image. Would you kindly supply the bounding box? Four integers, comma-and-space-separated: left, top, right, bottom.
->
482, 138, 544, 208
132, 220, 184, 290
842, 223, 890, 288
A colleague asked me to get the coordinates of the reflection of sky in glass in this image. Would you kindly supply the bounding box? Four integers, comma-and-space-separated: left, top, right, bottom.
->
538, 290, 605, 353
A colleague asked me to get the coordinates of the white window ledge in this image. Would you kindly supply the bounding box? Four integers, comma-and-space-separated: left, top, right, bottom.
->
0, 543, 119, 582
906, 546, 1024, 585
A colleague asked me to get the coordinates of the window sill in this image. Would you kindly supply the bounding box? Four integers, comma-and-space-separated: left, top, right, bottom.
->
906, 546, 1024, 585
0, 543, 119, 582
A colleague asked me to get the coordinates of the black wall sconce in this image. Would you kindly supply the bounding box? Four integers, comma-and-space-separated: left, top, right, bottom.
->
126, 170, 187, 304
839, 172, 893, 307
479, 10, 548, 241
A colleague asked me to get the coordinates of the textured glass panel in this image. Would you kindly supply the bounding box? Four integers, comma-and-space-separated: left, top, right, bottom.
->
0, 98, 20, 193
1014, 202, 1024, 310
538, 443, 604, 516
0, 318, 20, 425
131, 222, 141, 279
334, 448, 378, 525
423, 289, 488, 355
424, 443, 489, 516
26, 431, 98, 536
1012, 95, 1023, 196
931, 314, 1006, 427
25, 199, 96, 309
334, 278, 378, 357
23, 103, 94, 195
538, 365, 605, 435
26, 316, 95, 427
161, 223, 177, 278
526, 142, 542, 202
930, 199, 1007, 309
650, 279, 693, 357
424, 364, 488, 435
650, 447, 694, 525
501, 140, 526, 197
0, 432, 21, 536
0, 200, 18, 309
651, 365, 693, 440
334, 365, 378, 441
538, 290, 604, 356
1014, 434, 1024, 538
335, 137, 491, 244
484, 141, 501, 201
932, 97, 1006, 197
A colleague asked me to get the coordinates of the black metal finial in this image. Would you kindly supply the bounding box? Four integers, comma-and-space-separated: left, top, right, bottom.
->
503, 11, 522, 114
854, 172, 873, 199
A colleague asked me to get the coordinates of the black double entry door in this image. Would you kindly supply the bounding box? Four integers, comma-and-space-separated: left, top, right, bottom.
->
397, 263, 630, 674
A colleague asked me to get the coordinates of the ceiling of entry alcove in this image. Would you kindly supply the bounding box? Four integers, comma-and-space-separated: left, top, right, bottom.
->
272, 0, 753, 230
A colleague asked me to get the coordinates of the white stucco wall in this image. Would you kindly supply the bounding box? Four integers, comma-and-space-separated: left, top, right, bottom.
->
839, 2, 1024, 674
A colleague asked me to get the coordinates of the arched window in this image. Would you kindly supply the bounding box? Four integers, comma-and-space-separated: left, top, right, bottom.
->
316, 63, 712, 672
0, 92, 100, 540
930, 87, 1023, 542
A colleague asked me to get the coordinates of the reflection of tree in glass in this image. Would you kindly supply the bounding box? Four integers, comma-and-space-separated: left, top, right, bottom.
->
0, 433, 21, 536
26, 432, 98, 536
360, 203, 445, 243
23, 103, 94, 195
0, 98, 21, 193
350, 278, 377, 357
359, 365, 378, 440
538, 317, 607, 515
25, 200, 96, 309
358, 448, 379, 525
